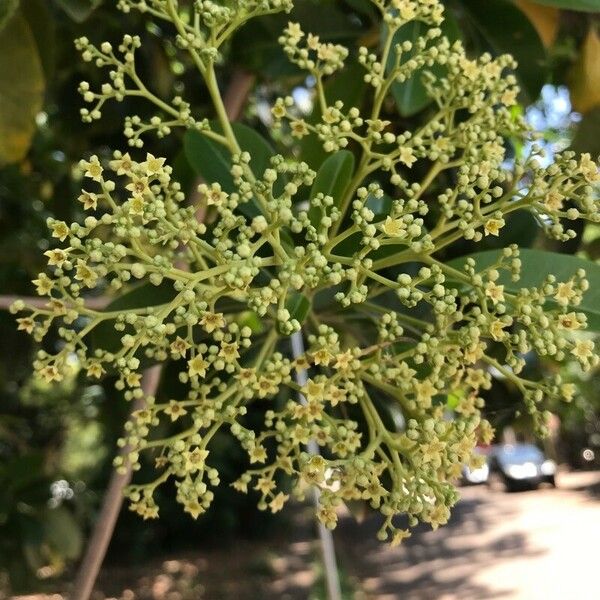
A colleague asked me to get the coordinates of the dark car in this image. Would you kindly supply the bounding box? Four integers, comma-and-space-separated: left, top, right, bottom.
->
487, 443, 557, 491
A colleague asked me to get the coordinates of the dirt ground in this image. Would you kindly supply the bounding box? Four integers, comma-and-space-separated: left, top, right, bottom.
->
12, 470, 600, 600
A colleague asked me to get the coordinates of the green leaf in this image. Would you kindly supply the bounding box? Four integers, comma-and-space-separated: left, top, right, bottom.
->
460, 0, 548, 103
448, 249, 600, 330
43, 507, 83, 560
55, 0, 102, 22
184, 122, 279, 218
22, 0, 57, 79
387, 13, 460, 117
286, 292, 311, 325
529, 0, 600, 12
308, 150, 355, 226
0, 12, 45, 166
0, 0, 19, 31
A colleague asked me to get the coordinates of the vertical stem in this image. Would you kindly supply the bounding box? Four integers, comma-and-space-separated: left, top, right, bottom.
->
290, 331, 343, 600
71, 365, 162, 600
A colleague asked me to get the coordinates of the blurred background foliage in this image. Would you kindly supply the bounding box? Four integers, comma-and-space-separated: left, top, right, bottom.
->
0, 0, 599, 593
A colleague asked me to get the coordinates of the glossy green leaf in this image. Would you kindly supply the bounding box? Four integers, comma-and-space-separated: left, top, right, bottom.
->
0, 0, 19, 30
184, 122, 278, 218
387, 13, 460, 117
0, 12, 45, 165
461, 0, 548, 103
529, 0, 600, 11
308, 150, 355, 226
55, 0, 102, 22
448, 249, 600, 330
43, 507, 83, 560
286, 292, 311, 326
22, 0, 57, 79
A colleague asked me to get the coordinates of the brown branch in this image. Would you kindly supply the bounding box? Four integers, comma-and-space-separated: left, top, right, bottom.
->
70, 68, 256, 600
70, 365, 162, 600
0, 294, 111, 311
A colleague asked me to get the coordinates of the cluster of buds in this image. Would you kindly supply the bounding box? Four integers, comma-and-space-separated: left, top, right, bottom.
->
13, 0, 599, 544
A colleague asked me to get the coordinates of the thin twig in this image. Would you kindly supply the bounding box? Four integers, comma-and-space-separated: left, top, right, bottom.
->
0, 294, 111, 311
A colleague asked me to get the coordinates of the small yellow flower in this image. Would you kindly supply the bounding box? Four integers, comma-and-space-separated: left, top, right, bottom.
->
291, 119, 309, 139
17, 317, 35, 334
414, 379, 437, 407
183, 500, 205, 519
328, 385, 346, 406
390, 529, 411, 547
580, 153, 599, 183
334, 350, 353, 371
236, 367, 257, 384
489, 319, 508, 341
398, 146, 416, 168
78, 191, 98, 210
397, 0, 416, 20
307, 33, 320, 50
129, 195, 145, 216
40, 364, 63, 383
572, 339, 594, 362
200, 311, 225, 333
86, 362, 105, 379
269, 492, 289, 513
381, 216, 406, 237
185, 448, 209, 471
485, 281, 504, 305
303, 379, 325, 402
560, 383, 576, 402
188, 354, 209, 378
126, 176, 150, 197
544, 191, 564, 212
81, 156, 103, 181
44, 248, 69, 268
109, 152, 134, 175
256, 376, 278, 398
32, 273, 54, 295
164, 400, 187, 422
126, 372, 142, 387
483, 218, 504, 236
557, 312, 581, 330
554, 281, 576, 306
500, 88, 518, 106
460, 57, 479, 81
170, 336, 191, 357
249, 444, 267, 464
75, 260, 98, 288
219, 341, 240, 362
50, 221, 70, 242
285, 21, 303, 43
312, 348, 333, 366
142, 152, 166, 176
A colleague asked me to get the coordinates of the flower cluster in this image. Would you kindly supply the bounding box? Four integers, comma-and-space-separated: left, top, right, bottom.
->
13, 0, 599, 544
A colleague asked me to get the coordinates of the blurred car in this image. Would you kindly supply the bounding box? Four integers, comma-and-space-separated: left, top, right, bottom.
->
461, 446, 490, 484
487, 443, 556, 491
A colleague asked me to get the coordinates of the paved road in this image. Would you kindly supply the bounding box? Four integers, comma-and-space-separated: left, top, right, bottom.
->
335, 470, 600, 600
11, 471, 600, 600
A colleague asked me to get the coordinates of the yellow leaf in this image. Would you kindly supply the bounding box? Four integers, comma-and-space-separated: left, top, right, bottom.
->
515, 0, 559, 48
569, 26, 600, 114
0, 12, 45, 165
